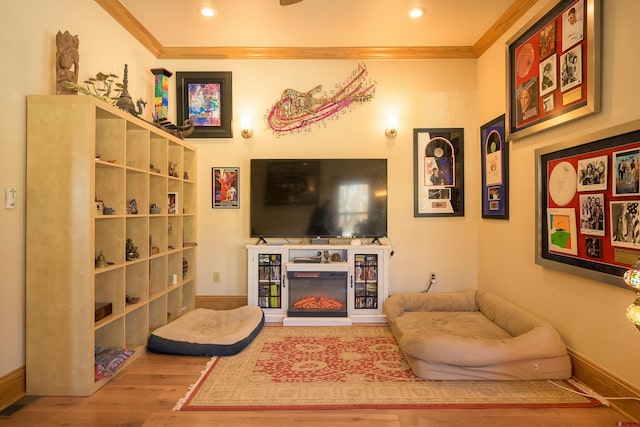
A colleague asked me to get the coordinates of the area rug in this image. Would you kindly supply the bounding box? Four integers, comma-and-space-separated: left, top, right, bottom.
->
175, 325, 601, 411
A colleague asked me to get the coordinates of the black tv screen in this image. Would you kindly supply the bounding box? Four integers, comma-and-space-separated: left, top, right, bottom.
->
250, 159, 388, 239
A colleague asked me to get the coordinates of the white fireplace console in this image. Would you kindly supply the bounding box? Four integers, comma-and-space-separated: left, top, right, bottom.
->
246, 244, 391, 325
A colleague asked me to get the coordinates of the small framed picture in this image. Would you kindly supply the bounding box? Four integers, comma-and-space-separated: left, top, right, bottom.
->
168, 192, 178, 214
212, 167, 239, 208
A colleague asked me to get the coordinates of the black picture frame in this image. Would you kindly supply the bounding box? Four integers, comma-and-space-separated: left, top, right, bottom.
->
535, 120, 640, 289
176, 71, 233, 138
212, 167, 239, 208
413, 128, 464, 217
481, 115, 509, 219
506, 0, 600, 140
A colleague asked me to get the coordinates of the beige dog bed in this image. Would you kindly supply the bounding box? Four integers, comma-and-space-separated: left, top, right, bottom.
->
147, 306, 264, 356
384, 291, 572, 380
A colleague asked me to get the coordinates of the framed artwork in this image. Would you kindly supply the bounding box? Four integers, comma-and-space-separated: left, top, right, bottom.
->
480, 115, 509, 219
212, 167, 239, 209
413, 128, 464, 217
168, 192, 178, 215
176, 72, 233, 138
506, 0, 601, 140
535, 120, 640, 289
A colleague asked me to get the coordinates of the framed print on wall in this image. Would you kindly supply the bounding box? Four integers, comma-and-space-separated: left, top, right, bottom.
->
480, 115, 509, 219
506, 0, 600, 140
212, 167, 239, 208
535, 120, 640, 289
176, 72, 233, 138
413, 128, 464, 217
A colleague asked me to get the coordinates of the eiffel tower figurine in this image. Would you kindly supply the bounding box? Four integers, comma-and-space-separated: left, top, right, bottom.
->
116, 64, 146, 116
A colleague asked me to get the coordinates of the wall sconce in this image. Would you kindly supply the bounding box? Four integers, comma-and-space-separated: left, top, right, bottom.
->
241, 117, 253, 138
385, 117, 398, 139
623, 258, 640, 331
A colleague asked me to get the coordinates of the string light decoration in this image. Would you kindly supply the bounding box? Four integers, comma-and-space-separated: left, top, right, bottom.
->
265, 63, 376, 136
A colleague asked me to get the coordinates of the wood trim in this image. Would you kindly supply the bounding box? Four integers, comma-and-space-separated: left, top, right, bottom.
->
157, 46, 477, 60
473, 0, 540, 56
94, 0, 163, 57
94, 0, 537, 60
196, 295, 248, 311
569, 348, 640, 421
0, 366, 25, 412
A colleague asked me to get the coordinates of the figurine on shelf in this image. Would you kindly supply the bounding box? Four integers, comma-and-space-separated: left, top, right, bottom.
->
183, 171, 189, 180
126, 294, 141, 305
126, 238, 140, 261
150, 164, 161, 174
95, 250, 108, 268
128, 199, 138, 215
168, 162, 179, 178
150, 203, 161, 214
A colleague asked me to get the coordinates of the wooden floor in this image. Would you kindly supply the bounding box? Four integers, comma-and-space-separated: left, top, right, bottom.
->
0, 352, 629, 427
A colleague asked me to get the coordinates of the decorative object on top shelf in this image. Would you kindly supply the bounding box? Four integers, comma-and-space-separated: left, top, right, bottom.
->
150, 203, 161, 214
176, 71, 233, 138
413, 128, 465, 217
623, 259, 640, 331
212, 167, 239, 209
152, 117, 194, 139
68, 71, 122, 104
125, 238, 140, 261
506, 0, 601, 140
265, 63, 376, 136
55, 30, 79, 95
480, 114, 509, 219
151, 68, 172, 120
116, 64, 146, 116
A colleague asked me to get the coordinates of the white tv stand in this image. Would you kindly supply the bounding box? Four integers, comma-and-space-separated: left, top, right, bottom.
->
246, 243, 391, 325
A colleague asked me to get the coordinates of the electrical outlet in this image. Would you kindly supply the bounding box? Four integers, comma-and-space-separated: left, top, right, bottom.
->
213, 272, 221, 282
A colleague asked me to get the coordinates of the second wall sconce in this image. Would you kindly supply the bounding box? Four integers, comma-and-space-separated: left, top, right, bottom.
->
241, 117, 253, 138
385, 117, 398, 138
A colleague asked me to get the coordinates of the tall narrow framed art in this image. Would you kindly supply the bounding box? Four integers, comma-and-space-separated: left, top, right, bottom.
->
413, 128, 464, 217
481, 115, 509, 219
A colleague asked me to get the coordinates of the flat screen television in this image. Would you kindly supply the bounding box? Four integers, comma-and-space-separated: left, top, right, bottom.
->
250, 159, 387, 239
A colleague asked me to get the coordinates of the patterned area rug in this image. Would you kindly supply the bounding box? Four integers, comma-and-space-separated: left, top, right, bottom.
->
176, 325, 600, 411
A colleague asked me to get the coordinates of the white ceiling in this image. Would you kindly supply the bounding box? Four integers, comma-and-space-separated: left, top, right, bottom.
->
117, 0, 516, 48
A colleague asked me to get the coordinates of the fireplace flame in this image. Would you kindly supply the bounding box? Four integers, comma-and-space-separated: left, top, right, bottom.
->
292, 296, 345, 310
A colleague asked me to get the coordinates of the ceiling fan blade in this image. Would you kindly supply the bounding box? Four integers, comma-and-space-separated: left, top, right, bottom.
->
280, 0, 304, 5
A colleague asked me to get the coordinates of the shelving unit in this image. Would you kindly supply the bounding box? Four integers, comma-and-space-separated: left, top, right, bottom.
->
246, 244, 391, 324
25, 95, 197, 396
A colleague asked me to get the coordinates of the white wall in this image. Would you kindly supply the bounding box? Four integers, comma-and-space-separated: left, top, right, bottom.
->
477, 0, 640, 387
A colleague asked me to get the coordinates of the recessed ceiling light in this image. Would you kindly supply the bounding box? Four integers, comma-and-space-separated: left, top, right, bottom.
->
408, 7, 424, 19
200, 7, 216, 17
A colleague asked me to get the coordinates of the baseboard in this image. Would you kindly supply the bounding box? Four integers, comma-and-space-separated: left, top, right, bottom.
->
196, 295, 247, 311
0, 366, 25, 412
569, 348, 640, 421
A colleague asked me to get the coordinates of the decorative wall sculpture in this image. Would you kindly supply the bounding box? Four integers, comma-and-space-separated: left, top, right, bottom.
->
266, 63, 376, 135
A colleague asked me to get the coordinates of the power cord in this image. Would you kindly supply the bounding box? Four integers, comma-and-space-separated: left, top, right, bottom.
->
547, 379, 640, 404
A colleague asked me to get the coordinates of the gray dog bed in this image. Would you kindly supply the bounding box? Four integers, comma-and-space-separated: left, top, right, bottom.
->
148, 306, 264, 356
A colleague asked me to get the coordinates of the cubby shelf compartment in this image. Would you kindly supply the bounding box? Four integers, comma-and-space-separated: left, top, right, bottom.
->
26, 95, 197, 396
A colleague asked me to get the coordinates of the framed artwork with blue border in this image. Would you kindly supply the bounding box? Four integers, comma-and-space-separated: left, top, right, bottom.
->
481, 115, 509, 219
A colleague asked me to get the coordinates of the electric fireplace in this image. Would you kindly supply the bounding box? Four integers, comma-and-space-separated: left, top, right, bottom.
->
287, 271, 348, 317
